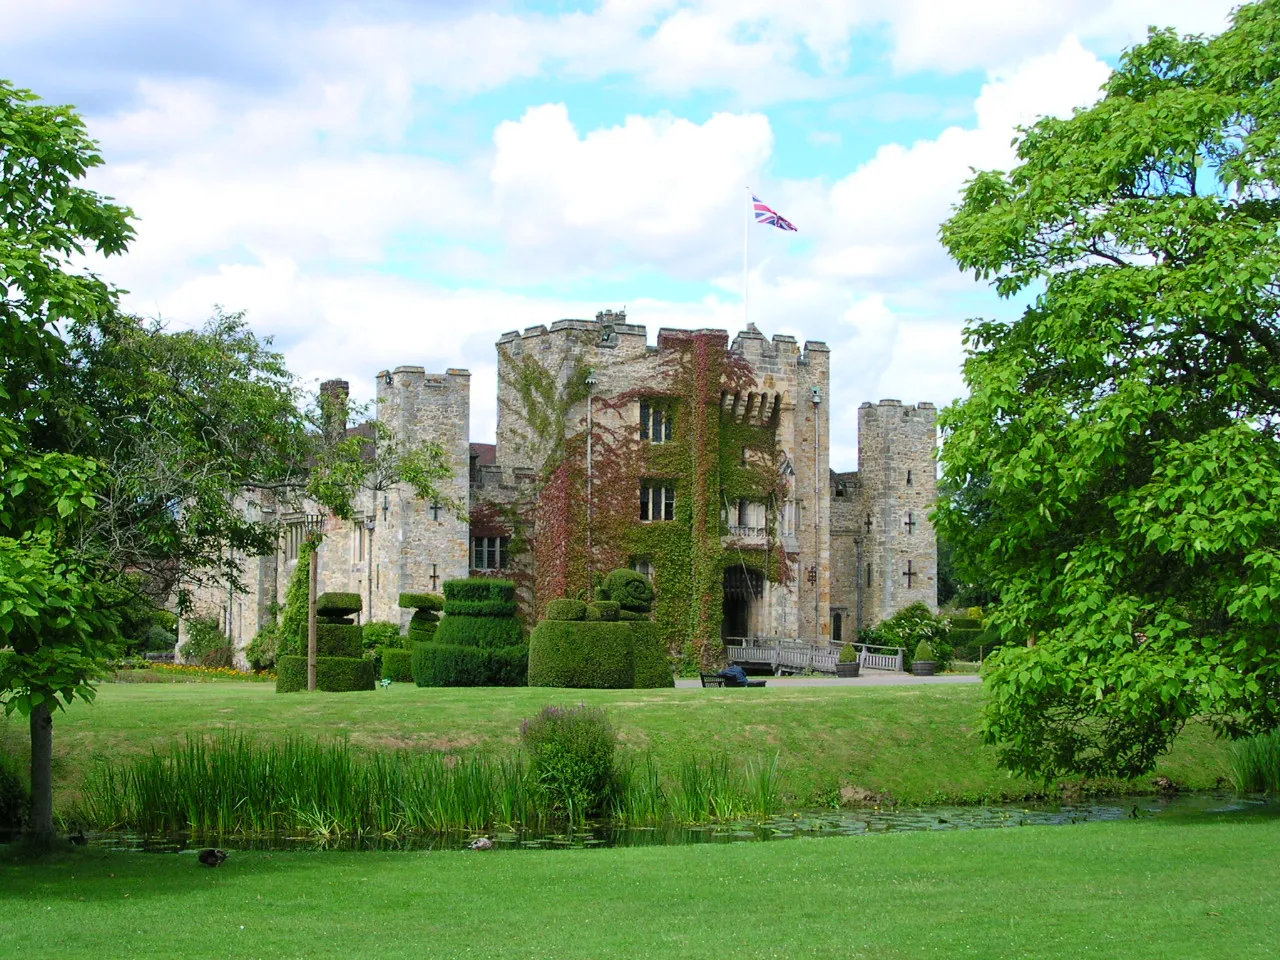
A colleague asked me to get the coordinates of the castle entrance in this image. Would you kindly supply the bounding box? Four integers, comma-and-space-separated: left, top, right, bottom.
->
722, 567, 764, 641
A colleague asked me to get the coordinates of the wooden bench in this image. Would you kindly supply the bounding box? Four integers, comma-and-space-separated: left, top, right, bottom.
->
700, 673, 766, 688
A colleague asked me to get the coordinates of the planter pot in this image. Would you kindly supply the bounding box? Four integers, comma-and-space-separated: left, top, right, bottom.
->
912, 661, 936, 676
835, 662, 860, 678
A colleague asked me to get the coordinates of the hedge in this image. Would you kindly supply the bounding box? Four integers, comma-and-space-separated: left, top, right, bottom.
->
587, 600, 619, 621
410, 641, 527, 687
434, 615, 524, 649
316, 622, 362, 658
441, 597, 518, 618
408, 619, 438, 643
380, 647, 415, 683
399, 592, 444, 612
527, 621, 634, 689
630, 622, 674, 688
442, 578, 516, 605
316, 592, 362, 620
276, 655, 376, 693
599, 568, 653, 613
545, 598, 587, 621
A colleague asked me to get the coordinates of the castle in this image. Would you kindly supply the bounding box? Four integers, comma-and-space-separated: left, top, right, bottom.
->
184, 313, 937, 667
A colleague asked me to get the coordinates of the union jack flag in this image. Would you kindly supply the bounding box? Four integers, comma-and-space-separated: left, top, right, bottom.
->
752, 194, 797, 232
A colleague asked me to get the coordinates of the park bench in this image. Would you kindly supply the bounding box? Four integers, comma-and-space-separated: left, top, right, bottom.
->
700, 672, 766, 688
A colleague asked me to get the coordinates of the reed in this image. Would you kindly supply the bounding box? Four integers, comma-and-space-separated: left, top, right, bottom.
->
1228, 730, 1280, 796
76, 734, 791, 837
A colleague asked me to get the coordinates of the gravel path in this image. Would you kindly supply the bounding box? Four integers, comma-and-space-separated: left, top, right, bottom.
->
673, 673, 982, 688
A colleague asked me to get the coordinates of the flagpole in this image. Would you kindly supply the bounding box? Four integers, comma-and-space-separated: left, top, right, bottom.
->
743, 186, 750, 327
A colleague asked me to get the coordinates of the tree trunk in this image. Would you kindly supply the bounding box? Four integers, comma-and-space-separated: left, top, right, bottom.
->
27, 702, 55, 840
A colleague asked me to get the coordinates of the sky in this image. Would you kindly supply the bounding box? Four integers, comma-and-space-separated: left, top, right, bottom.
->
1, 0, 1241, 469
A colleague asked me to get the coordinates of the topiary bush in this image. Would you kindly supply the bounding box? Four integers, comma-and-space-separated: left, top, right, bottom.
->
520, 704, 617, 819
410, 578, 526, 687
838, 643, 860, 664
398, 592, 444, 613
586, 601, 620, 621
630, 621, 674, 688
527, 621, 634, 689
598, 569, 654, 616
276, 654, 376, 693
316, 622, 362, 658
545, 598, 587, 621
316, 592, 362, 622
380, 647, 414, 683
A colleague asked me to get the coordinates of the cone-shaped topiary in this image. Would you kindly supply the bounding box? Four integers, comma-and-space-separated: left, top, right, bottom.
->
411, 578, 526, 687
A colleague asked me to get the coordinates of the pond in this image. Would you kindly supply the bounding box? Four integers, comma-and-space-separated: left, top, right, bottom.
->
61, 791, 1275, 854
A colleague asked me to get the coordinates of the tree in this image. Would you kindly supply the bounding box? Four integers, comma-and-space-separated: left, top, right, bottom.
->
0, 81, 454, 841
936, 2, 1280, 781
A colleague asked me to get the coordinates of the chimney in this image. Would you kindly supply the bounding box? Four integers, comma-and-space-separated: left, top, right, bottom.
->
320, 378, 349, 442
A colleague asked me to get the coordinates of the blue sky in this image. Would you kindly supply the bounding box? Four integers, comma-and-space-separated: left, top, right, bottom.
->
1, 0, 1239, 468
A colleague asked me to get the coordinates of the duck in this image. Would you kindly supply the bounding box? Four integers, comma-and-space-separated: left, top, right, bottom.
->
469, 837, 494, 851
198, 848, 229, 867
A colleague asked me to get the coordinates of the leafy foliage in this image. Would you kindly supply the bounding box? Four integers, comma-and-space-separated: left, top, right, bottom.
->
520, 704, 617, 819
937, 2, 1280, 779
178, 617, 231, 668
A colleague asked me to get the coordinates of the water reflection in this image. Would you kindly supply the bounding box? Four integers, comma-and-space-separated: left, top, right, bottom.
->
63, 791, 1272, 855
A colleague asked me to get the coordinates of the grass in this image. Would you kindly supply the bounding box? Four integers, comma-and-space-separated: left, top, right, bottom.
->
2, 815, 1278, 959
1230, 730, 1280, 795
0, 681, 1232, 811
74, 734, 784, 834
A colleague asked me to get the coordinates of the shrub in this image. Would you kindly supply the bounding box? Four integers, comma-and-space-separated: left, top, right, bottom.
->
434, 616, 524, 649
141, 624, 176, 653
588, 601, 620, 621
527, 621, 634, 688
878, 603, 953, 672
316, 622, 362, 658
442, 578, 516, 606
363, 620, 404, 653
178, 616, 225, 664
520, 704, 617, 818
315, 593, 361, 625
914, 640, 936, 662
631, 622, 674, 689
279, 542, 313, 655
380, 647, 415, 683
838, 643, 860, 664
398, 592, 444, 612
545, 598, 587, 621
408, 614, 438, 643
489, 644, 530, 687
409, 641, 527, 687
442, 598, 518, 618
275, 655, 375, 693
599, 569, 654, 615
0, 752, 28, 831
244, 625, 280, 671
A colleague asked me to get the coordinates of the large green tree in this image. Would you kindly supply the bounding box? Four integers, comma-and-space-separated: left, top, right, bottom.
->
0, 82, 451, 841
937, 2, 1280, 780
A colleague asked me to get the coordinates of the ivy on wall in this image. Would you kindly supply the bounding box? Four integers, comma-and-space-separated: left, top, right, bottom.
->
512, 330, 794, 671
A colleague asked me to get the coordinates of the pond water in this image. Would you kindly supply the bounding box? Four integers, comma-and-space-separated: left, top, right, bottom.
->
62, 791, 1275, 854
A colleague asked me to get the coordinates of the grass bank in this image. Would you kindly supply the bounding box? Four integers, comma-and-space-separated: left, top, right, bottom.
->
0, 682, 1230, 809
3, 815, 1279, 959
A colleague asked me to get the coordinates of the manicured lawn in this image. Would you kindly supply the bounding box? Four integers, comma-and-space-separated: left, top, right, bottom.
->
2, 815, 1278, 959
0, 681, 1230, 808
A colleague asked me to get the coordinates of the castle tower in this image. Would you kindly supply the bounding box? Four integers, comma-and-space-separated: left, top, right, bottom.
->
856, 400, 937, 626
371, 366, 473, 627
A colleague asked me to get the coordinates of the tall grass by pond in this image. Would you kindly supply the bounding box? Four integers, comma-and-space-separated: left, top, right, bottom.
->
1229, 730, 1280, 796
75, 734, 782, 837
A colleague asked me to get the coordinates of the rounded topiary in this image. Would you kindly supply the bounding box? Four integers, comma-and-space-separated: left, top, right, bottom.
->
838, 644, 860, 664
914, 640, 936, 662
545, 598, 588, 621
599, 569, 654, 615
399, 592, 444, 612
